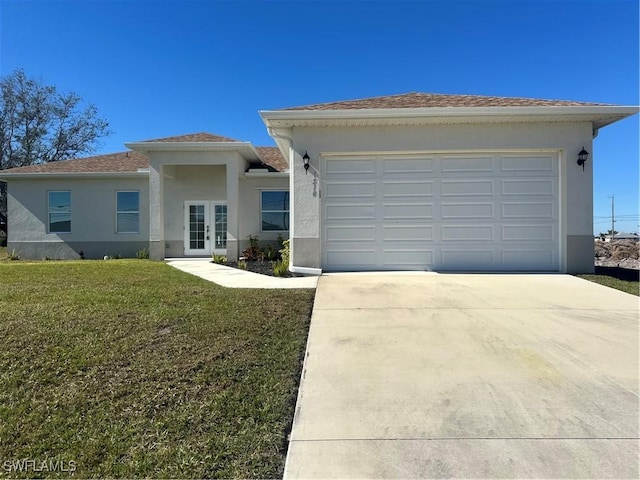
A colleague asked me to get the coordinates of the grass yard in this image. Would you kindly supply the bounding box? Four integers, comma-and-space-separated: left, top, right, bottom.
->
577, 273, 639, 296
0, 260, 315, 478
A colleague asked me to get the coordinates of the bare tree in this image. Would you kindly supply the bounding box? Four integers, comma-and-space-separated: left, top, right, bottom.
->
0, 69, 111, 220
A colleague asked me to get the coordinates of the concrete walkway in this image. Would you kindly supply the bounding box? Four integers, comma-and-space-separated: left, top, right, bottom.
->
285, 273, 639, 479
166, 258, 318, 289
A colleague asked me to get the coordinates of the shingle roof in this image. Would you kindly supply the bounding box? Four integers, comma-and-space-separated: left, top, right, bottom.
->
255, 146, 287, 171
284, 92, 612, 110
0, 151, 149, 174
141, 132, 241, 142
0, 145, 287, 175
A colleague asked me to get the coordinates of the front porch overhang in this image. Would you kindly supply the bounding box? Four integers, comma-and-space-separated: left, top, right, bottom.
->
127, 148, 244, 262
125, 141, 263, 161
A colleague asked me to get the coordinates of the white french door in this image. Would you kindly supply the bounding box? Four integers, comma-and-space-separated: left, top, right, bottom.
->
184, 201, 227, 256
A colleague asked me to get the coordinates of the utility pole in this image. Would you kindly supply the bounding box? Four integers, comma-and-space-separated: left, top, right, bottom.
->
609, 195, 615, 240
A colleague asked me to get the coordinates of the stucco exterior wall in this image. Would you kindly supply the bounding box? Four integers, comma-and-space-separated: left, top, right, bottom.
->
238, 176, 290, 253
7, 176, 149, 259
288, 121, 594, 273
6, 155, 290, 261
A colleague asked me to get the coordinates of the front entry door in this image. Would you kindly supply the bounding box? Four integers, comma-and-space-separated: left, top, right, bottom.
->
184, 201, 227, 256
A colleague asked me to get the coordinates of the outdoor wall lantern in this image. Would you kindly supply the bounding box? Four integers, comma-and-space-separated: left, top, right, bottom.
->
577, 147, 589, 171
302, 151, 310, 174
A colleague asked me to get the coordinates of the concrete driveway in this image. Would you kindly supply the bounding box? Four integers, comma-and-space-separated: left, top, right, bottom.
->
284, 274, 639, 479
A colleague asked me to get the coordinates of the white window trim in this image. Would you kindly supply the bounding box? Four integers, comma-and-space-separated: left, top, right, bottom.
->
47, 190, 71, 234
260, 189, 290, 233
115, 190, 140, 234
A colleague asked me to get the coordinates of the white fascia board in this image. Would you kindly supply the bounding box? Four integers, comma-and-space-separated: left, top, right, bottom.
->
0, 171, 149, 180
260, 106, 639, 129
125, 141, 261, 160
243, 171, 289, 178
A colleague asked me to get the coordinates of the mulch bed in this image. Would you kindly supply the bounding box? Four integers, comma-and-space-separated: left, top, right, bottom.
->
222, 260, 293, 278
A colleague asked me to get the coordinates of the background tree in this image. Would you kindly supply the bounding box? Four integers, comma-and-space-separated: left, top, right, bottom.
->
0, 68, 111, 226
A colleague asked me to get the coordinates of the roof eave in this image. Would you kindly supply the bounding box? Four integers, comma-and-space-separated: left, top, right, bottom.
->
260, 105, 639, 129
0, 171, 149, 180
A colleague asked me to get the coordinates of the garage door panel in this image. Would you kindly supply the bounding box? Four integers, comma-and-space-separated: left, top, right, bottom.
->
502, 250, 555, 268
326, 204, 376, 220
326, 225, 375, 242
383, 158, 433, 173
383, 225, 434, 242
382, 180, 433, 197
323, 154, 559, 271
382, 249, 433, 267
502, 224, 554, 241
325, 181, 375, 198
501, 155, 554, 173
502, 179, 555, 195
441, 225, 494, 241
326, 250, 376, 267
442, 180, 494, 196
441, 250, 494, 268
441, 156, 493, 172
501, 202, 555, 218
441, 203, 494, 219
326, 159, 375, 175
383, 203, 433, 220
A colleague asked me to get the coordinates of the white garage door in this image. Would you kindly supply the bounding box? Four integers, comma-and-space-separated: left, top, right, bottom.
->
322, 153, 559, 271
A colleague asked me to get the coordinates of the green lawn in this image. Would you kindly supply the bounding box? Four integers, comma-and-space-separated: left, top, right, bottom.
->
577, 273, 639, 296
0, 260, 315, 478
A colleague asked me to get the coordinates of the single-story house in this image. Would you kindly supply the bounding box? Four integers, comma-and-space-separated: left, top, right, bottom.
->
604, 232, 640, 242
1, 92, 637, 274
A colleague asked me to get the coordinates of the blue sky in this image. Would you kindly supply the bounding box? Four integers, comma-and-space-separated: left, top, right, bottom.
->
1, 0, 638, 233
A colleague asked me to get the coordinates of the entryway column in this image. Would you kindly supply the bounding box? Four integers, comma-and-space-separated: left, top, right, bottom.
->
149, 160, 165, 260
225, 160, 239, 261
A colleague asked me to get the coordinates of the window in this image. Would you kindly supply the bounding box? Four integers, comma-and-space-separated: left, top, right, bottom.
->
261, 190, 289, 231
214, 204, 227, 249
116, 191, 139, 233
48, 191, 71, 233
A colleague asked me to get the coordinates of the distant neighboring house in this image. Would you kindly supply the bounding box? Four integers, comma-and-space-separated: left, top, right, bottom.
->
605, 232, 640, 242
0, 92, 637, 274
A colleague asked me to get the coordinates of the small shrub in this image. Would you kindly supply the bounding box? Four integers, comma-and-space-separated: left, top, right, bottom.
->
7, 249, 21, 261
279, 239, 290, 268
272, 259, 288, 277
238, 260, 248, 270
242, 234, 263, 261
110, 254, 122, 260
136, 247, 150, 259
211, 253, 227, 264
264, 244, 277, 261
